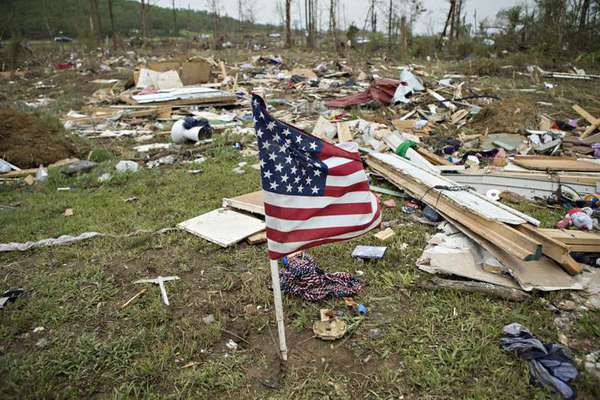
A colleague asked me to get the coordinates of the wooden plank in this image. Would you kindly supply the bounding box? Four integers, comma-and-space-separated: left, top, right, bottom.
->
337, 121, 353, 143
442, 214, 582, 292
414, 147, 452, 166
573, 105, 598, 125
514, 224, 582, 275
366, 155, 543, 261
572, 105, 600, 139
427, 89, 457, 111
512, 155, 600, 172
538, 229, 600, 246
246, 231, 267, 245
222, 191, 265, 215
369, 153, 537, 225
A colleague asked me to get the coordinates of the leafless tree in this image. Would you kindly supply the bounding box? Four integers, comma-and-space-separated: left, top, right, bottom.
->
285, 0, 293, 47
371, 0, 378, 32
206, 0, 222, 48
140, 0, 147, 40
329, 0, 338, 51
88, 0, 102, 41
305, 0, 317, 48
172, 0, 177, 35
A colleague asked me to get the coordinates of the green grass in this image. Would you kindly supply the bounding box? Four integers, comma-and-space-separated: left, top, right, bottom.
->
1, 60, 600, 399
2, 140, 599, 399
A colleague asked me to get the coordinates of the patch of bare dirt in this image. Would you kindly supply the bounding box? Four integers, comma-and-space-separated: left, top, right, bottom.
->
0, 108, 85, 168
470, 96, 539, 134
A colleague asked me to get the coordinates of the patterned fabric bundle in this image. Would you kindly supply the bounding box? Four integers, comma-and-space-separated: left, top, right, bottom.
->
280, 254, 362, 302
501, 323, 578, 399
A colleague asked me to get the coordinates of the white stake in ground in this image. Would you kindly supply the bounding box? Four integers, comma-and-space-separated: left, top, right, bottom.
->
269, 259, 288, 361
134, 276, 180, 306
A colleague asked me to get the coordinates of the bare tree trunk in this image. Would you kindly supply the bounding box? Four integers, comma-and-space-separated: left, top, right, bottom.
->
387, 0, 393, 48
88, 0, 102, 41
306, 0, 316, 48
330, 0, 338, 51
399, 15, 407, 55
107, 0, 117, 47
439, 0, 455, 47
108, 0, 115, 34
371, 0, 377, 32
172, 0, 177, 35
140, 0, 147, 41
285, 0, 292, 48
579, 0, 590, 31
453, 0, 462, 40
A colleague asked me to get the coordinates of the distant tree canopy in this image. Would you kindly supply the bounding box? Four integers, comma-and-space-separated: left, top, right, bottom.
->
0, 0, 273, 40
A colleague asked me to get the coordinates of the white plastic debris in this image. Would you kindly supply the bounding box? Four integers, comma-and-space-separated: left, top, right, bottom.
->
35, 165, 48, 182
98, 173, 112, 183
115, 160, 139, 173
225, 339, 238, 350
0, 232, 101, 252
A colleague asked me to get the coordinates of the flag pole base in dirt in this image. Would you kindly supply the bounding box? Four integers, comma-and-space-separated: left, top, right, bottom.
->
270, 259, 288, 361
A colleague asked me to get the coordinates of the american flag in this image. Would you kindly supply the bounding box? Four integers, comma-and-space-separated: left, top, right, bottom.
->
252, 94, 382, 260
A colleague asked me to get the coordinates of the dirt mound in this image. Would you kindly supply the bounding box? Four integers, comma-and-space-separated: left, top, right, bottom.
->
470, 96, 539, 134
0, 108, 85, 168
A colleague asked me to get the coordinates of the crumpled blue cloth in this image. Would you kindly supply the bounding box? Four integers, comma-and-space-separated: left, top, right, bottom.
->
501, 323, 578, 399
182, 117, 212, 135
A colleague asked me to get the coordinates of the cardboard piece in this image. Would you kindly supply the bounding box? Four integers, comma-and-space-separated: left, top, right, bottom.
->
136, 68, 183, 90
178, 208, 265, 247
139, 59, 211, 85
417, 231, 521, 289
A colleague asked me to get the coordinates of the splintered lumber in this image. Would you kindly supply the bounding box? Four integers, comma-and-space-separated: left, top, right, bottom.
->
539, 229, 600, 252
514, 224, 582, 275
573, 105, 600, 139
512, 155, 600, 172
337, 121, 353, 143
442, 213, 582, 291
414, 147, 452, 166
366, 153, 543, 261
246, 231, 267, 245
419, 277, 531, 302
222, 191, 265, 215
427, 89, 457, 111
539, 228, 600, 245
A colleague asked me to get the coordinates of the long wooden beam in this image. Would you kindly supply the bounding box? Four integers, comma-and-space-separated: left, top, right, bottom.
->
367, 156, 543, 261
515, 224, 582, 275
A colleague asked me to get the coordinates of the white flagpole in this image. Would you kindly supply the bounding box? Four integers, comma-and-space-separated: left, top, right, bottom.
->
269, 259, 288, 361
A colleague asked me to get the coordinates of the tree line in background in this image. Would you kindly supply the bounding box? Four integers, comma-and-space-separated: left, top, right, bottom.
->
0, 0, 272, 44
2, 0, 600, 64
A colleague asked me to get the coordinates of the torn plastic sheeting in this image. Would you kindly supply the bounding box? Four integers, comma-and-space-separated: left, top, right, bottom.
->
400, 69, 425, 91
393, 70, 424, 104
0, 232, 101, 252
0, 228, 176, 252
326, 79, 402, 108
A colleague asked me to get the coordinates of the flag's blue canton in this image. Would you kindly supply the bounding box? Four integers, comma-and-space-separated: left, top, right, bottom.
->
252, 96, 328, 196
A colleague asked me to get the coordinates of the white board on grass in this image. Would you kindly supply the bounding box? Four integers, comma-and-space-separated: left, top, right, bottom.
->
178, 208, 265, 247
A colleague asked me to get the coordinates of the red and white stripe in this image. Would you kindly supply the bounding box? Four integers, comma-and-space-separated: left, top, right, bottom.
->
265, 151, 381, 260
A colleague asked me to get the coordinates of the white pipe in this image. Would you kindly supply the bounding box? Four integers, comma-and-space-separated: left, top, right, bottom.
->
270, 259, 288, 361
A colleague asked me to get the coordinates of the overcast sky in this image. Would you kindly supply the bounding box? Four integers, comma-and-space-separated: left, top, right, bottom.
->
154, 0, 530, 34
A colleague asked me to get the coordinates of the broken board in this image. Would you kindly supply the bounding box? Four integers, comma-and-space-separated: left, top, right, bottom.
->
512, 155, 600, 172
178, 208, 265, 247
222, 191, 265, 215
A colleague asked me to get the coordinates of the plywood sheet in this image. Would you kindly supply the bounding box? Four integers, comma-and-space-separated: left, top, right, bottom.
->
178, 208, 265, 247
512, 155, 600, 172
